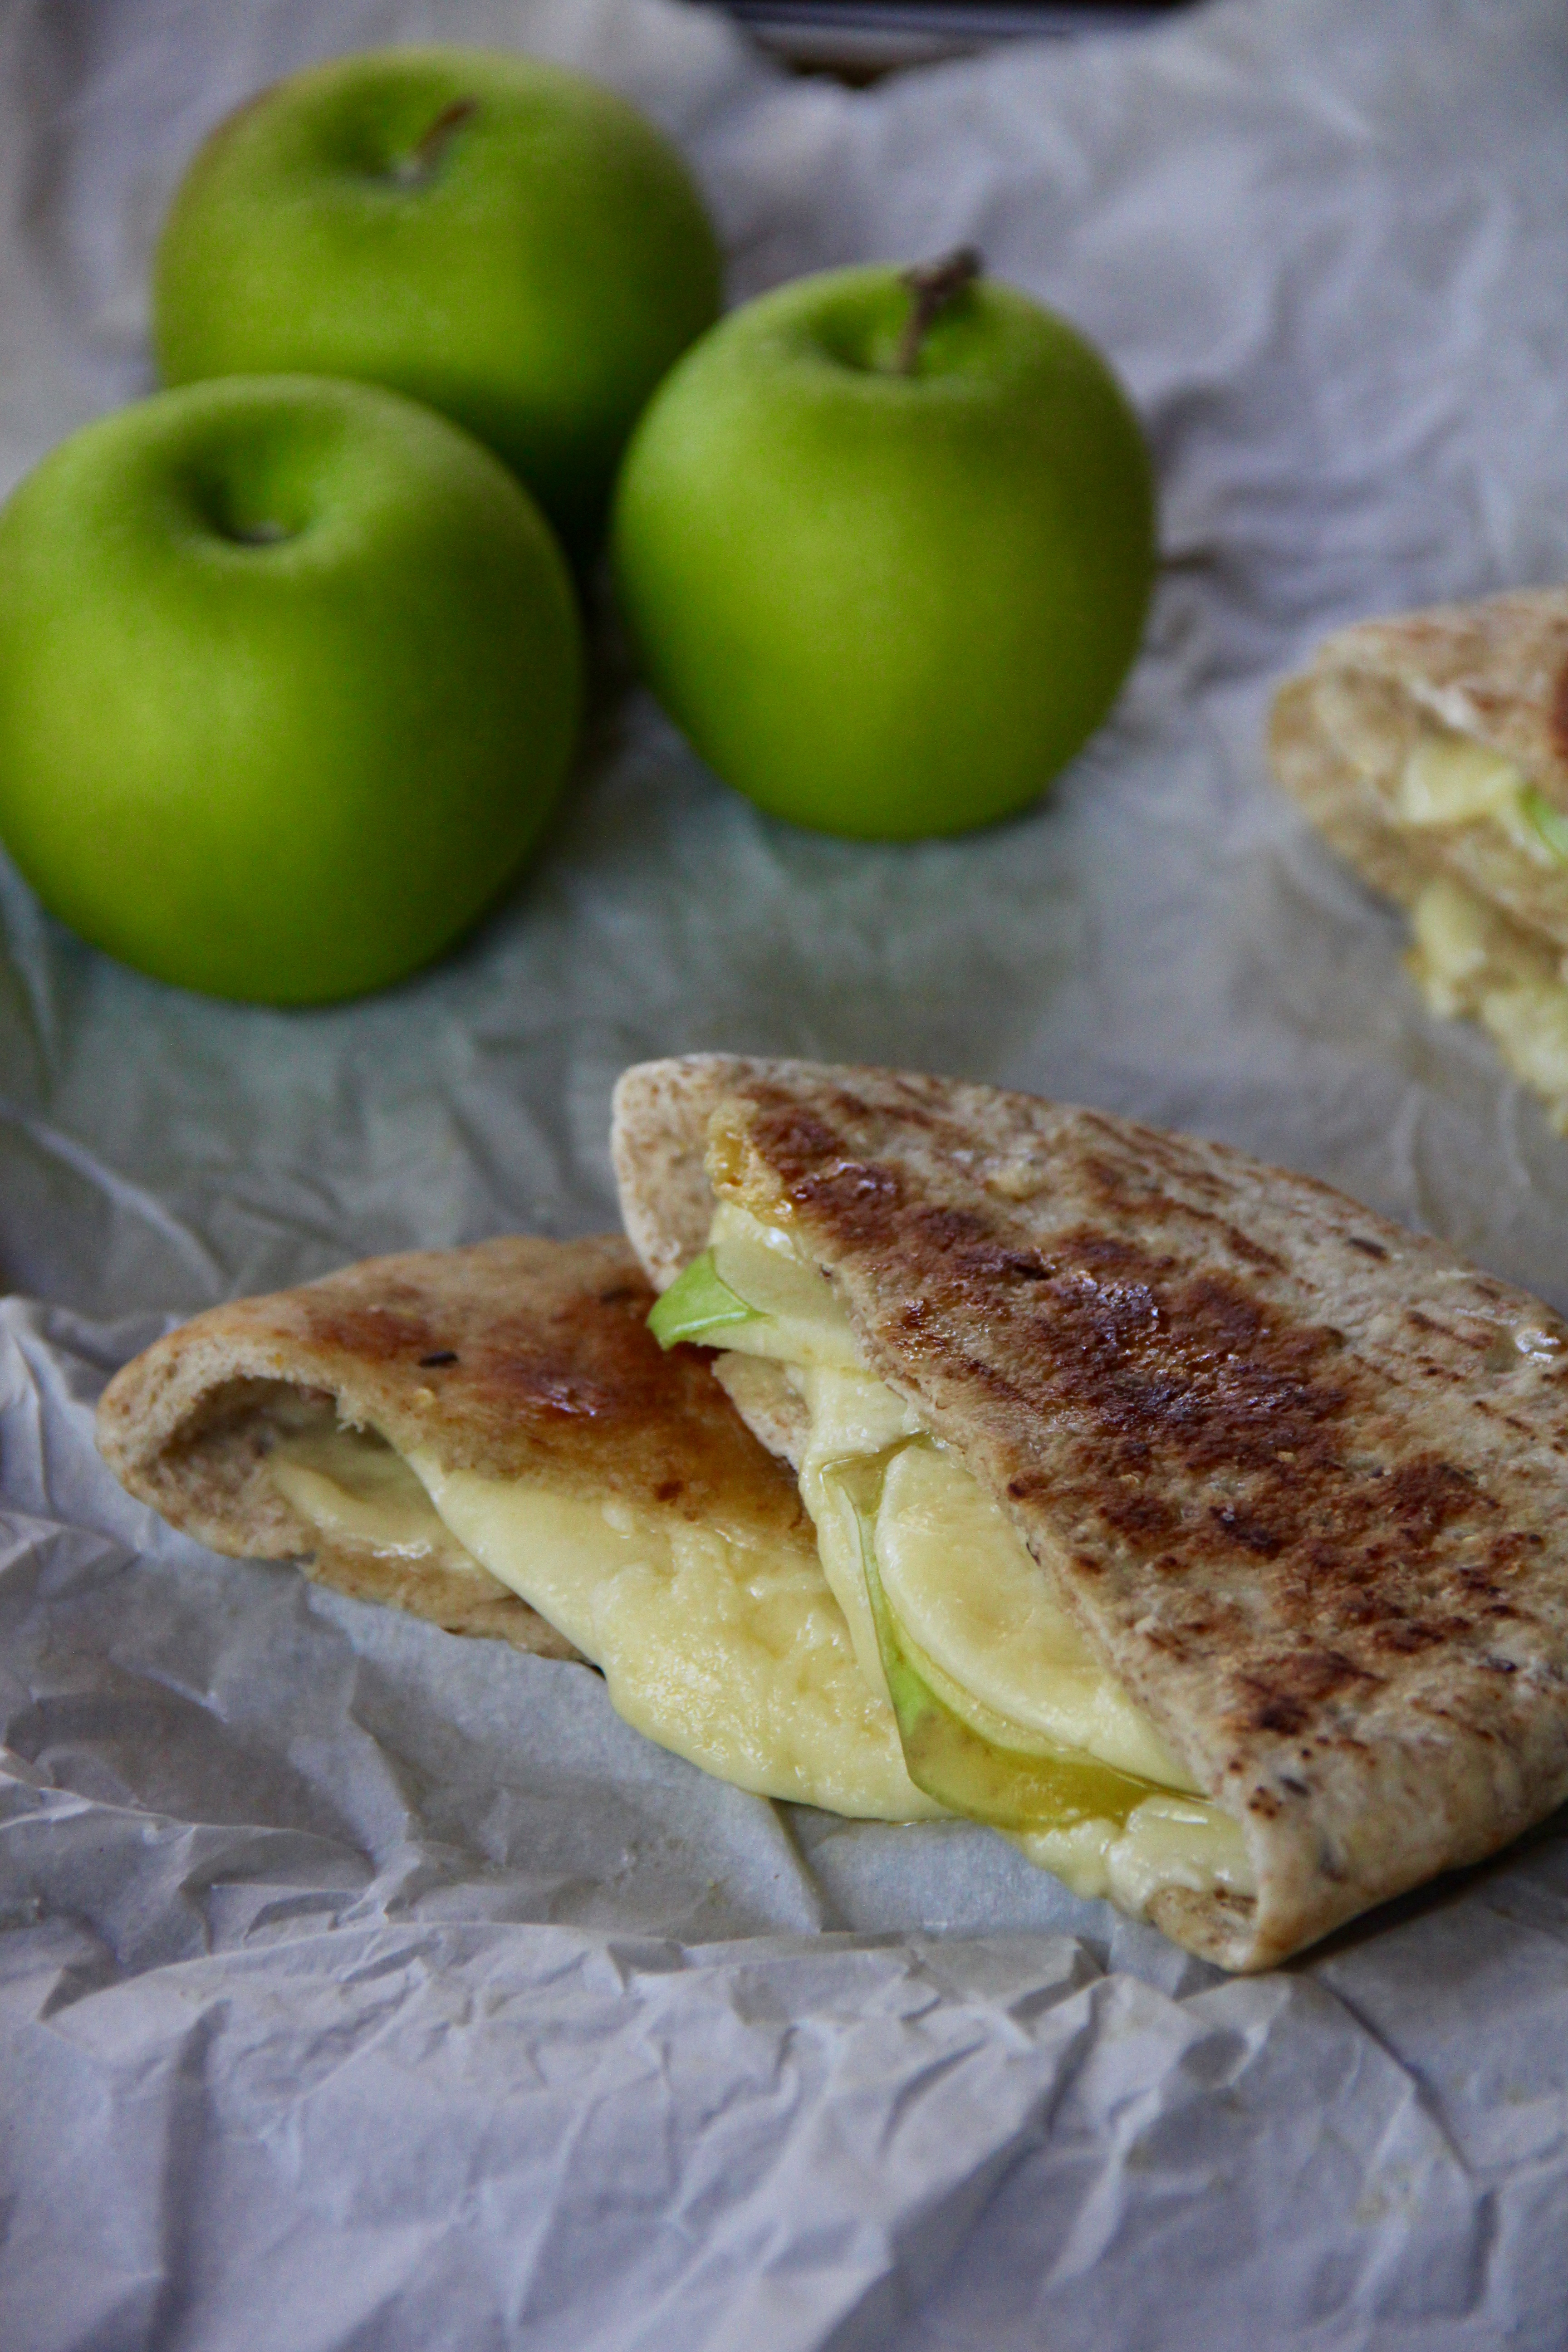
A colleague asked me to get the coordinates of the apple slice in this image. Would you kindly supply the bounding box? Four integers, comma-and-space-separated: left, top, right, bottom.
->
831, 1455, 1163, 1834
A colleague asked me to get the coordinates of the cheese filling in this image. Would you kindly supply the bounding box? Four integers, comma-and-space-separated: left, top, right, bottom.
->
266, 1407, 935, 1823
1395, 732, 1568, 868
262, 1205, 1256, 1914
650, 1203, 1254, 1911
269, 1419, 487, 1579
1362, 723, 1568, 1129
1407, 874, 1568, 1127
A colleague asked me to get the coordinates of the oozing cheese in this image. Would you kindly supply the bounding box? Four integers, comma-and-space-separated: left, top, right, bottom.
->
1380, 727, 1568, 1127
407, 1455, 939, 1821
267, 1413, 935, 1820
1016, 1795, 1256, 1912
1400, 736, 1532, 841
694, 1201, 1253, 1909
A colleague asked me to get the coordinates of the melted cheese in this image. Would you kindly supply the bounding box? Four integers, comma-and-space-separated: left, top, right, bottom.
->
1408, 874, 1568, 1124
1396, 731, 1568, 869
692, 1202, 1253, 1909
406, 1456, 939, 1820
270, 1421, 485, 1576
1016, 1796, 1256, 1909
1399, 735, 1532, 840
268, 1413, 933, 1819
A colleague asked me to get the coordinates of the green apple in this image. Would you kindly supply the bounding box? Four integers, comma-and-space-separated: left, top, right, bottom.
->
611, 255, 1156, 839
0, 375, 583, 1004
153, 47, 724, 560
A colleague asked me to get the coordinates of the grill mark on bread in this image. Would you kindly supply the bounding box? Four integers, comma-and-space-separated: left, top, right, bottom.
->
1237, 1648, 1377, 1738
96, 1230, 830, 1670
733, 1075, 1555, 1746
613, 1052, 1568, 1965
273, 1244, 812, 1534
295, 1290, 672, 1426
1079, 1149, 1289, 1272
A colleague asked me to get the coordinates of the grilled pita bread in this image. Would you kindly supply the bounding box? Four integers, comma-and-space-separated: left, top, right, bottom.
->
1269, 586, 1568, 1124
613, 1054, 1568, 1970
96, 1232, 931, 1818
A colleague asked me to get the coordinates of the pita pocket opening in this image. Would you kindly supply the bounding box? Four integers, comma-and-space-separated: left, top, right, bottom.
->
99, 1063, 1568, 1972
1269, 585, 1568, 1127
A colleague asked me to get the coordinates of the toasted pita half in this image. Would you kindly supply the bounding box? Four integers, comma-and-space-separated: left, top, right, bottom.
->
1269, 586, 1568, 1125
614, 1055, 1568, 1970
97, 1233, 931, 1820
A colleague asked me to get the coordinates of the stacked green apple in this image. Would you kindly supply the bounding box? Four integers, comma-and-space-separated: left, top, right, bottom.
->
152, 49, 724, 564
0, 47, 1158, 1001
0, 47, 723, 1003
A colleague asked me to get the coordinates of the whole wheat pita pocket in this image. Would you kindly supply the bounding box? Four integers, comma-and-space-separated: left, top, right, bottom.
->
613, 1054, 1568, 1971
96, 1232, 932, 1820
1269, 585, 1568, 1125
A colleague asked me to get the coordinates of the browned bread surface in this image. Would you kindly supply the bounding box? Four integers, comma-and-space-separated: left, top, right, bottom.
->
615, 1055, 1568, 1969
98, 1233, 812, 1659
1269, 585, 1568, 951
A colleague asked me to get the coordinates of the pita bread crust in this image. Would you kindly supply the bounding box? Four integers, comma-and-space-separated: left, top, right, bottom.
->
615, 1053, 759, 1289
1269, 587, 1568, 955
107, 1363, 574, 1653
614, 1056, 1568, 1971
1303, 587, 1568, 797
98, 1233, 812, 1662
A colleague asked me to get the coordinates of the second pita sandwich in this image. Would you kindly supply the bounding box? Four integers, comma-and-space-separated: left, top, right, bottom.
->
613, 1054, 1568, 1971
1269, 585, 1568, 1125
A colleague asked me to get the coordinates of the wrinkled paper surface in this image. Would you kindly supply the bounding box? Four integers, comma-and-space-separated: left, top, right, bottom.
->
3, 0, 1568, 2342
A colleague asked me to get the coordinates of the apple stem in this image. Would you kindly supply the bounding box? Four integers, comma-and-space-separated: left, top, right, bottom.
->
894, 248, 983, 375
393, 95, 479, 186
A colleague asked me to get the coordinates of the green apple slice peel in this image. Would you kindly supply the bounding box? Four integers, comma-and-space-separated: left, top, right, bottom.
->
831, 1452, 1165, 1835
653, 1237, 1168, 1834
646, 1251, 762, 1347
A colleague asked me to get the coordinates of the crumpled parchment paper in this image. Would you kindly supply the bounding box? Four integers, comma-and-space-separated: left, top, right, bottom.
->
2, 0, 1568, 2343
